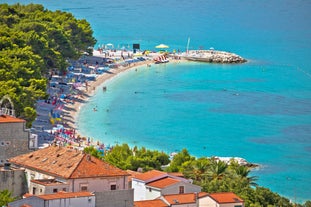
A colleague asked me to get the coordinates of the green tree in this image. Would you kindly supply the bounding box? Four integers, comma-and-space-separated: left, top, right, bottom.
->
0, 190, 16, 206
83, 146, 104, 159
166, 148, 194, 172
0, 3, 96, 125
207, 159, 228, 180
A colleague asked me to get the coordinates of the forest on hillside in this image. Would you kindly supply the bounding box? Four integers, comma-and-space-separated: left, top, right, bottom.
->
0, 3, 96, 126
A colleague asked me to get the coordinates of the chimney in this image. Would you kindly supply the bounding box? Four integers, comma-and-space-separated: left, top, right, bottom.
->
194, 192, 199, 207
86, 154, 91, 162
4, 162, 11, 170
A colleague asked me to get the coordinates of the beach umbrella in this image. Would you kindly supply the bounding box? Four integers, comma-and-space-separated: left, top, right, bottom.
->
155, 44, 169, 49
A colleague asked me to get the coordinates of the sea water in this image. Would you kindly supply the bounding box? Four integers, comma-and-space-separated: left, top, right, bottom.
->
3, 0, 311, 202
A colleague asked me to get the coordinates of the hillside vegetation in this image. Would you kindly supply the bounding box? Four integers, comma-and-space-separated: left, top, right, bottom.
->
0, 3, 96, 126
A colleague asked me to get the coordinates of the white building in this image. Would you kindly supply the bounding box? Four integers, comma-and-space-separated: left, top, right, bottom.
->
132, 170, 201, 201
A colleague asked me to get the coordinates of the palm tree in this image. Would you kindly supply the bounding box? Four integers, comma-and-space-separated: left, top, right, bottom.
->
207, 159, 228, 180
233, 165, 258, 187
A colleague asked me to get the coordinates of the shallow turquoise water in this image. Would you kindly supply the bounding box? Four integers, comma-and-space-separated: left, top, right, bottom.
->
3, 0, 311, 202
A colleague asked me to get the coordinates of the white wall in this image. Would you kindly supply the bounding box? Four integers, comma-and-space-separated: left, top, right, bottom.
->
145, 186, 161, 200
132, 180, 146, 201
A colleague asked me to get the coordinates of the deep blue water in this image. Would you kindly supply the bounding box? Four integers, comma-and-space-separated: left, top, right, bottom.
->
3, 0, 311, 202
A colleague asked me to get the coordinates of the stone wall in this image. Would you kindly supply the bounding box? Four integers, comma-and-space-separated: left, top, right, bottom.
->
0, 166, 27, 197
95, 189, 134, 207
0, 122, 31, 164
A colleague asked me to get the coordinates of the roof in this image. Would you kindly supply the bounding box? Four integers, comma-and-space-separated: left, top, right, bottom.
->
209, 192, 244, 203
0, 115, 25, 123
163, 192, 208, 205
133, 170, 168, 182
35, 191, 94, 200
9, 145, 129, 179
147, 177, 180, 189
126, 169, 142, 182
134, 199, 168, 207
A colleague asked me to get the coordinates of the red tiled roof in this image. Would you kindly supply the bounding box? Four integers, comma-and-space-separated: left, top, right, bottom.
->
134, 199, 168, 207
126, 170, 142, 182
0, 115, 25, 123
37, 191, 94, 200
209, 192, 244, 203
9, 145, 129, 179
147, 177, 180, 189
133, 170, 167, 182
163, 192, 208, 205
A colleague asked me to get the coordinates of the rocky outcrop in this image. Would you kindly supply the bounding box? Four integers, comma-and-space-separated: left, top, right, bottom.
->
181, 50, 247, 64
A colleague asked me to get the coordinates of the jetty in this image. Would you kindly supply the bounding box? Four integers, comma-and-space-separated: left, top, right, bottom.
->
180, 49, 247, 64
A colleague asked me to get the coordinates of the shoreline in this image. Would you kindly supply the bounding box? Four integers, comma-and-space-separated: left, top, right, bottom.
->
62, 52, 185, 143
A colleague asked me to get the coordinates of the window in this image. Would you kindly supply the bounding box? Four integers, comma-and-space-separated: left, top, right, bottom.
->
53, 188, 58, 193
110, 184, 117, 190
32, 187, 36, 195
63, 188, 67, 192
149, 188, 152, 192
81, 186, 88, 191
179, 186, 184, 194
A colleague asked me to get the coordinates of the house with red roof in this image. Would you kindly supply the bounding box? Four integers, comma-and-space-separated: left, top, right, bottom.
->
133, 192, 244, 207
134, 199, 168, 207
162, 192, 208, 207
9, 145, 134, 207
9, 145, 130, 194
204, 192, 244, 207
131, 169, 201, 201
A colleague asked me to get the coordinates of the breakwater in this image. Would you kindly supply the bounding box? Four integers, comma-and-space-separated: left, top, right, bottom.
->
180, 50, 247, 63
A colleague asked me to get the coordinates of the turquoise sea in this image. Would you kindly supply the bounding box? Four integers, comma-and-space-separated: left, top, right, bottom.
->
4, 0, 311, 202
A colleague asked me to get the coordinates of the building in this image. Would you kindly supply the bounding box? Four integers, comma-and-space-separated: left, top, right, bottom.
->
0, 163, 27, 197
9, 145, 134, 207
132, 170, 201, 201
0, 115, 32, 165
162, 192, 208, 207
133, 192, 244, 207
204, 192, 244, 207
134, 199, 168, 207
8, 191, 95, 207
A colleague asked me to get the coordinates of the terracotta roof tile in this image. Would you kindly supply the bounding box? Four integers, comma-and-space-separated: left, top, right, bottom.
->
126, 170, 142, 182
163, 192, 208, 205
133, 170, 167, 182
9, 146, 129, 179
37, 191, 94, 200
147, 177, 180, 189
134, 199, 168, 207
0, 115, 25, 123
209, 192, 244, 203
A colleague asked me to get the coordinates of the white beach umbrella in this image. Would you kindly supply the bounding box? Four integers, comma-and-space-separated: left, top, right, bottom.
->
155, 44, 169, 49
